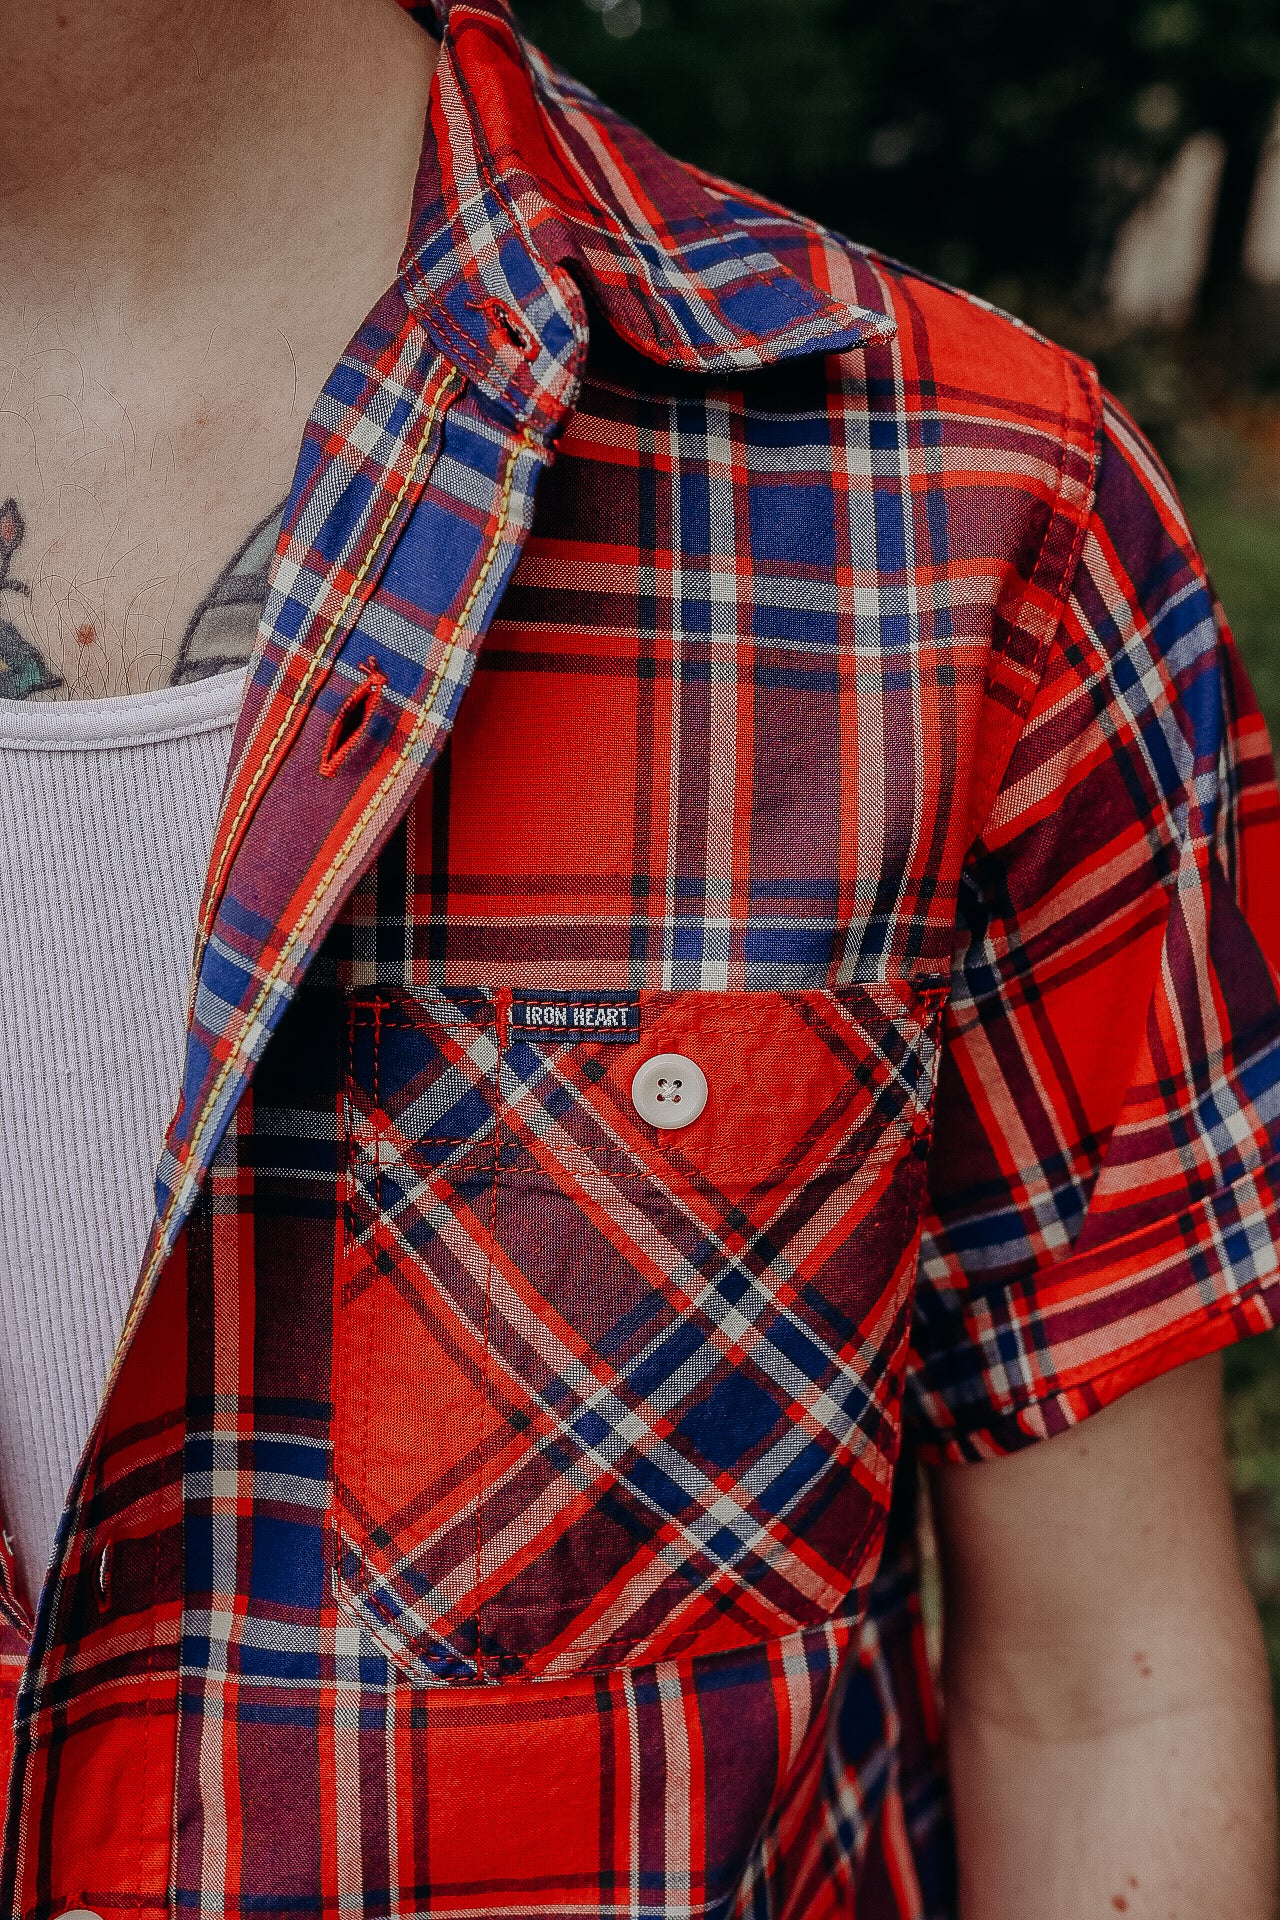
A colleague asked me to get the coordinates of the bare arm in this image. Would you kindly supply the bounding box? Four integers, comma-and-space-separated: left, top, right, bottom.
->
930, 1355, 1277, 1920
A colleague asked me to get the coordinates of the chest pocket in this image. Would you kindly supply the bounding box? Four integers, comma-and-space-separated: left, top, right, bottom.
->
333, 984, 943, 1685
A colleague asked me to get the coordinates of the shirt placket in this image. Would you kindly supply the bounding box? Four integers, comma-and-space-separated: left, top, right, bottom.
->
0, 88, 588, 1920
0, 0, 895, 1898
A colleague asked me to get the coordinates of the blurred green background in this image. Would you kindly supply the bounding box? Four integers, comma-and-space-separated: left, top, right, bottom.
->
517, 0, 1280, 1704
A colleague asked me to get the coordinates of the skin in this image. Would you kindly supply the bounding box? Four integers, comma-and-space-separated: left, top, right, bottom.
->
0, 0, 437, 697
932, 1355, 1278, 1918
1, 2, 1274, 1910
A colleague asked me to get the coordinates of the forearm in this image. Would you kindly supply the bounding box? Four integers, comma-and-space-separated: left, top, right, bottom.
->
946, 1648, 1276, 1919
931, 1359, 1278, 1920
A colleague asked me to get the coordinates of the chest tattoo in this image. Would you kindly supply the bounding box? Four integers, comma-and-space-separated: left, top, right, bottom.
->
170, 501, 286, 686
0, 500, 64, 700
0, 498, 287, 701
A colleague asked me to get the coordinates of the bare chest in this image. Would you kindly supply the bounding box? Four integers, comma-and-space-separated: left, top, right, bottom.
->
0, 330, 298, 700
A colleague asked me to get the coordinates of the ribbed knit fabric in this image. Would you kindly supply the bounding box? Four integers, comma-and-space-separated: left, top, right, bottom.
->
0, 670, 245, 1596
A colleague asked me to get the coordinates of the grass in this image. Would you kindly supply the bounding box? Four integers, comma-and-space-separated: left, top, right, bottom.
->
1226, 1336, 1280, 1722
1180, 464, 1280, 742
1093, 333, 1280, 742
1174, 412, 1280, 1721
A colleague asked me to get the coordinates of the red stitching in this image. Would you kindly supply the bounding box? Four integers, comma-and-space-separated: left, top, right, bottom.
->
319, 656, 387, 779
465, 292, 536, 356
470, 995, 512, 1682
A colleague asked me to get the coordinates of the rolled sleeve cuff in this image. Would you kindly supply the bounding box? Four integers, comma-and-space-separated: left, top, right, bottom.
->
908, 1145, 1280, 1464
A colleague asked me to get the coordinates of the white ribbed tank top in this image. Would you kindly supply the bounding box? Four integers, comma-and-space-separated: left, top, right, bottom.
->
0, 670, 244, 1593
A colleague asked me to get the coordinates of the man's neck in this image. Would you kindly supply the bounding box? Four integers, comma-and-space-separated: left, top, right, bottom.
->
0, 0, 439, 699
0, 0, 436, 319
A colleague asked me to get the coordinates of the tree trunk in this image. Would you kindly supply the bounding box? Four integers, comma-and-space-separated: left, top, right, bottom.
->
1197, 121, 1268, 320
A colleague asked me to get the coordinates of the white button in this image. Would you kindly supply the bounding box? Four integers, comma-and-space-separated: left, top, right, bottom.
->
631, 1052, 708, 1130
60, 1912, 104, 1919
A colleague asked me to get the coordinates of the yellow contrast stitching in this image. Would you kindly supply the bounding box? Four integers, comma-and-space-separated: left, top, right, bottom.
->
197, 360, 464, 953
123, 423, 536, 1356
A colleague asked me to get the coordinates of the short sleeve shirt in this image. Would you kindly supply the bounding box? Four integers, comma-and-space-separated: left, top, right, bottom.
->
912, 398, 1280, 1462
3, 4, 1279, 1914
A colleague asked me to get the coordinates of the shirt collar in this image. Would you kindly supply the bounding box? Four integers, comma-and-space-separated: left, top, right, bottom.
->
397, 0, 895, 430
128, 0, 899, 1367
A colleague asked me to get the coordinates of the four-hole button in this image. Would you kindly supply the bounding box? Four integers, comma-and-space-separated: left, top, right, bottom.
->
630, 1052, 708, 1131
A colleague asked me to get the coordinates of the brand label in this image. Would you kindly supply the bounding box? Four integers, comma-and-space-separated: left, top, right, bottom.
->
510, 995, 641, 1043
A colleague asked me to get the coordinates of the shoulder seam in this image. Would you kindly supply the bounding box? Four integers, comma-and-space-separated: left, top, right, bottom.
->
845, 241, 1064, 352
963, 346, 1105, 850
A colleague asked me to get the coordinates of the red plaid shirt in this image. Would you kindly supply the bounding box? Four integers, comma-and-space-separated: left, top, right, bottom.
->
2, 2, 1278, 1914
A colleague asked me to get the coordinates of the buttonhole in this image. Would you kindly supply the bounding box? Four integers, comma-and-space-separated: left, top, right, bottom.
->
466, 293, 535, 356
96, 1539, 113, 1614
320, 656, 387, 779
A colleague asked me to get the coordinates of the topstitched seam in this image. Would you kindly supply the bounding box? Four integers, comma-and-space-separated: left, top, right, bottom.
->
131, 1429, 163, 1914
194, 355, 463, 959
964, 349, 1101, 849
473, 1025, 505, 1684
126, 422, 537, 1396
350, 1013, 494, 1032
340, 987, 504, 1681
354, 995, 385, 1545
355, 1130, 491, 1141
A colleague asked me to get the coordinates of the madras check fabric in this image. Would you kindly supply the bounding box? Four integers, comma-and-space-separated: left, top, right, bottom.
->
1, 0, 1279, 1914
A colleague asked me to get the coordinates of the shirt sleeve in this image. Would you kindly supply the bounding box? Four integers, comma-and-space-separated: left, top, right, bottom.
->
906, 394, 1280, 1462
